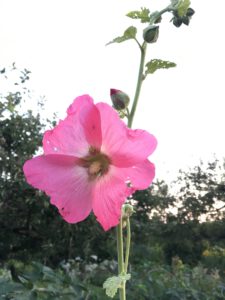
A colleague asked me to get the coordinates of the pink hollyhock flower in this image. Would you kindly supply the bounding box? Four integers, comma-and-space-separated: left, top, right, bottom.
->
23, 95, 157, 231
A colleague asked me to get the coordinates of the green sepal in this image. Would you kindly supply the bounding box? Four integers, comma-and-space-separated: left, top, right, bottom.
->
126, 7, 150, 23
118, 109, 128, 119
106, 26, 137, 46
103, 273, 131, 298
145, 59, 176, 75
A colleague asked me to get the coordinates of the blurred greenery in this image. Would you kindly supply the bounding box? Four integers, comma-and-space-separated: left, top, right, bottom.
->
1, 66, 225, 298
1, 259, 225, 299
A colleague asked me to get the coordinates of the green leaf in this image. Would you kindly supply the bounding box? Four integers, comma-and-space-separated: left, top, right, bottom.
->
0, 278, 25, 295
145, 59, 176, 75
177, 0, 191, 17
126, 7, 150, 23
106, 26, 137, 46
103, 273, 131, 298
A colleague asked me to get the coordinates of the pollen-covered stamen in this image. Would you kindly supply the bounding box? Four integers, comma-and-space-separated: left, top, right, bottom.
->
80, 147, 111, 180
88, 161, 102, 176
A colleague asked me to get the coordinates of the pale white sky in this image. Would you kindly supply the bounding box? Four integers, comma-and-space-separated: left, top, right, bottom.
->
0, 0, 225, 182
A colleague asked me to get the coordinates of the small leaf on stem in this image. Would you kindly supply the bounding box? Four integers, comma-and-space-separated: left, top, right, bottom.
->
103, 274, 131, 298
126, 7, 150, 23
145, 59, 176, 75
106, 26, 137, 46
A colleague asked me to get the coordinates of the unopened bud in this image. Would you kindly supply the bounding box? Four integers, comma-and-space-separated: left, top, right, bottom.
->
154, 16, 162, 24
172, 7, 195, 28
122, 204, 134, 220
186, 8, 195, 17
122, 204, 134, 228
182, 16, 190, 26
173, 17, 183, 27
123, 204, 134, 217
110, 89, 130, 110
143, 25, 159, 43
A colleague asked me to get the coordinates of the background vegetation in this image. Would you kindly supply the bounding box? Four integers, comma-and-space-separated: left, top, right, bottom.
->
1, 67, 225, 299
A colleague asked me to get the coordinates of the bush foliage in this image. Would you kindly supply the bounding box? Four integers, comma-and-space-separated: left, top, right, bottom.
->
1, 260, 225, 299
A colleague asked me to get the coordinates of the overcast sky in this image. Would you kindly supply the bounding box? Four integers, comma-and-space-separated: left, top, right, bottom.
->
0, 0, 225, 182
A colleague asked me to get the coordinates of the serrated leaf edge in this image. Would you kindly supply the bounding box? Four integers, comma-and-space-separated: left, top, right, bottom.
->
106, 26, 137, 46
145, 59, 176, 75
126, 7, 150, 23
103, 273, 131, 298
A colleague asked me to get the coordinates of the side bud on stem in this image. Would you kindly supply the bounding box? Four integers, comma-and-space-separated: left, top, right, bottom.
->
143, 25, 159, 43
122, 204, 134, 228
110, 89, 130, 110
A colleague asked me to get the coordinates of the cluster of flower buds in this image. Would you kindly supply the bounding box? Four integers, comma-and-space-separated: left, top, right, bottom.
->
172, 7, 195, 27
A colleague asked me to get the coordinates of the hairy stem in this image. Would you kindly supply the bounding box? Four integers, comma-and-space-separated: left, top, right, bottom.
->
128, 42, 147, 128
124, 218, 131, 273
116, 6, 174, 300
117, 218, 126, 300
128, 5, 173, 128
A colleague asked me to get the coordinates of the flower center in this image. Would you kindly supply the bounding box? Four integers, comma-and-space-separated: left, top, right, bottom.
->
80, 147, 111, 180
88, 161, 102, 175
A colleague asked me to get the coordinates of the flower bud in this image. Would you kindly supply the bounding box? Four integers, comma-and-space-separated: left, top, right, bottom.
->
154, 16, 162, 24
110, 89, 130, 110
122, 204, 134, 228
123, 204, 134, 218
172, 7, 195, 28
186, 8, 195, 17
173, 17, 183, 27
182, 16, 190, 26
143, 25, 159, 44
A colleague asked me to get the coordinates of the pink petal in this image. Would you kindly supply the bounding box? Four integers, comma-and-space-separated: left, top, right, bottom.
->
120, 159, 155, 191
43, 95, 102, 156
23, 154, 92, 223
43, 117, 89, 157
67, 94, 94, 115
96, 103, 157, 167
96, 103, 126, 156
79, 100, 102, 150
92, 166, 132, 231
111, 128, 157, 167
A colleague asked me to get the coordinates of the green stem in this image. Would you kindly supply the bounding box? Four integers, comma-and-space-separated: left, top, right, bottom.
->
134, 38, 143, 51
115, 6, 174, 300
117, 218, 126, 300
127, 5, 173, 128
150, 6, 174, 25
124, 218, 131, 273
128, 42, 147, 128
117, 32, 148, 300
